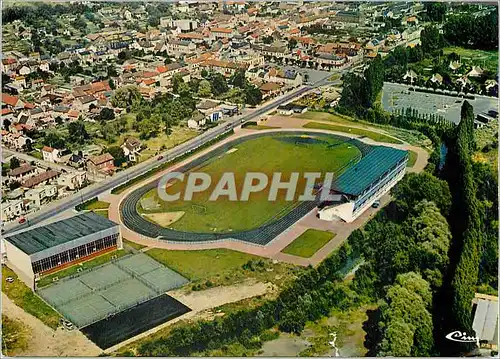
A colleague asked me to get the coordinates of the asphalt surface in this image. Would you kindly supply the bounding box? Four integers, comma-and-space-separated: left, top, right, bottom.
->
3, 85, 315, 235
382, 82, 498, 124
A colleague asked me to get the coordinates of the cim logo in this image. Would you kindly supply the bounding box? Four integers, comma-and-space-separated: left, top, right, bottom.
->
445, 331, 479, 344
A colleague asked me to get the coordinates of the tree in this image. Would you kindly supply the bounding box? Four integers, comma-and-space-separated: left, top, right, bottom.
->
43, 131, 66, 149
287, 38, 298, 52
424, 2, 447, 22
420, 25, 443, 54
106, 146, 127, 167
68, 120, 89, 145
171, 73, 184, 94
230, 69, 247, 89
3, 118, 11, 130
244, 84, 262, 106
406, 200, 451, 288
378, 273, 434, 357
197, 79, 212, 97
111, 86, 142, 109
9, 157, 20, 169
392, 172, 452, 217
108, 78, 116, 90
98, 108, 115, 122
209, 72, 229, 96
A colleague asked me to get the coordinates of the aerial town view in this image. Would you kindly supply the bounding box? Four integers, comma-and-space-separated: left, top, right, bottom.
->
0, 0, 498, 357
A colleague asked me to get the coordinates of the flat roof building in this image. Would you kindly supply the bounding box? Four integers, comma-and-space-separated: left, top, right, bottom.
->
3, 212, 122, 289
319, 145, 408, 222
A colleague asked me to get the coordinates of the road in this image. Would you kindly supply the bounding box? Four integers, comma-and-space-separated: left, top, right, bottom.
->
2, 148, 77, 173
3, 84, 316, 234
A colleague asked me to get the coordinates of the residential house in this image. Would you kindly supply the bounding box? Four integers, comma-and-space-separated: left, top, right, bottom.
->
87, 153, 115, 177
2, 199, 25, 221
187, 112, 207, 129
24, 185, 58, 207
121, 137, 143, 162
42, 146, 61, 163
22, 170, 60, 189
73, 95, 98, 111
57, 171, 87, 190
68, 153, 86, 168
8, 164, 36, 182
277, 103, 308, 115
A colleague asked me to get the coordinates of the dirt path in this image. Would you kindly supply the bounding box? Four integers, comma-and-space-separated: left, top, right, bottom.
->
105, 280, 274, 353
2, 293, 102, 357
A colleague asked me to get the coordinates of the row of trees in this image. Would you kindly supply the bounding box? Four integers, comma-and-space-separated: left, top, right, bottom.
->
438, 102, 486, 354
443, 10, 498, 50
337, 55, 384, 118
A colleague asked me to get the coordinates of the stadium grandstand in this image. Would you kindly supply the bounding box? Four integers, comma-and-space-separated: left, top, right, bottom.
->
318, 146, 408, 222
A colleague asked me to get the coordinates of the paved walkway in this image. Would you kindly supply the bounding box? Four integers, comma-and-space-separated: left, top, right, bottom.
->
103, 123, 428, 267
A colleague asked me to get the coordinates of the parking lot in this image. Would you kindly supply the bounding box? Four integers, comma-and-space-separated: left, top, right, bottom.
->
382, 82, 498, 124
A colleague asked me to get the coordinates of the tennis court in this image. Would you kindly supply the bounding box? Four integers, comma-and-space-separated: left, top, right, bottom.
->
37, 253, 189, 328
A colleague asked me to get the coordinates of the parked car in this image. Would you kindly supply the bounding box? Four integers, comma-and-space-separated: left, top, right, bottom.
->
18, 217, 26, 224
5, 277, 14, 283
157, 155, 164, 161
372, 200, 381, 208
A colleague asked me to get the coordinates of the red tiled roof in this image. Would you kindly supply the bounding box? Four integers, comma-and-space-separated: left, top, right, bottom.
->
22, 170, 59, 188
89, 153, 114, 165
2, 93, 19, 107
2, 108, 13, 115
9, 164, 34, 177
42, 146, 55, 153
211, 27, 233, 34
24, 102, 35, 109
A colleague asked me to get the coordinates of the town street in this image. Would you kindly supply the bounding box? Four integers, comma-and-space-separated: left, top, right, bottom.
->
3, 84, 320, 234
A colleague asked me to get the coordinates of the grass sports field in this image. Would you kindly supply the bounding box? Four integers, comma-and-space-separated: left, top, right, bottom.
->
138, 134, 361, 233
282, 229, 335, 258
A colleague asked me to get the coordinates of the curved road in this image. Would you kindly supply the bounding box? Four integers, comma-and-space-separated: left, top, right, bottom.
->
3, 85, 316, 235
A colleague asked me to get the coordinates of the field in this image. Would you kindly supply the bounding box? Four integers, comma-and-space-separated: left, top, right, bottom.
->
443, 46, 498, 74
303, 122, 402, 144
139, 134, 361, 233
282, 229, 335, 258
145, 248, 299, 289
2, 266, 61, 329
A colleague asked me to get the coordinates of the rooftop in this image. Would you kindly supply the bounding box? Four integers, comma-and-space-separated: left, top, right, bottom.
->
333, 146, 408, 196
4, 212, 119, 255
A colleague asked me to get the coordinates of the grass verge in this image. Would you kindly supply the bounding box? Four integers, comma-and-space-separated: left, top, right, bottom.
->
303, 122, 402, 144
282, 229, 334, 258
2, 265, 61, 329
407, 150, 418, 167
111, 130, 234, 195
123, 238, 146, 250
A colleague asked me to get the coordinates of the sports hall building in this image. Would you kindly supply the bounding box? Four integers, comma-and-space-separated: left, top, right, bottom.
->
318, 146, 408, 222
3, 212, 122, 289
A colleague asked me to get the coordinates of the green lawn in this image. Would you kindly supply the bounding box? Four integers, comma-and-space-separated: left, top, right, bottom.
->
407, 150, 418, 167
36, 249, 128, 288
296, 111, 358, 125
123, 238, 146, 250
443, 46, 498, 74
93, 209, 109, 218
145, 248, 298, 289
303, 122, 403, 144
139, 134, 361, 233
146, 248, 259, 281
82, 200, 110, 210
243, 125, 280, 130
282, 229, 334, 258
2, 266, 61, 329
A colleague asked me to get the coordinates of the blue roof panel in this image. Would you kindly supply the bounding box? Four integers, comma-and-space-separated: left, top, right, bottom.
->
333, 146, 408, 196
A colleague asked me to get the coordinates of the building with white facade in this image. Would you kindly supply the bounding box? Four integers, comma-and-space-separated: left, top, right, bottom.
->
3, 212, 122, 289
318, 146, 408, 223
